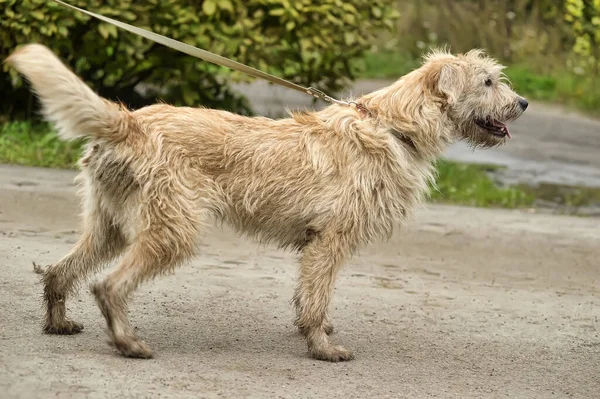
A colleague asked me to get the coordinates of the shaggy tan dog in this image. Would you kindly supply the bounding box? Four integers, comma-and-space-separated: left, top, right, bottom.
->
6, 44, 527, 362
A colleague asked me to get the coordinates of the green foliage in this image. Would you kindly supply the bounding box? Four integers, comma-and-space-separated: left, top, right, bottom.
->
564, 0, 600, 74
378, 0, 573, 66
1, 0, 399, 120
359, 0, 600, 114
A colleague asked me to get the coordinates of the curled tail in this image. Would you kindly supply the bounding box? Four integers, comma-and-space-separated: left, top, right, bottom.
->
5, 44, 128, 141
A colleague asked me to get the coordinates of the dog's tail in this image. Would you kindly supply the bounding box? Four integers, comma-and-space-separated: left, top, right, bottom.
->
5, 44, 128, 141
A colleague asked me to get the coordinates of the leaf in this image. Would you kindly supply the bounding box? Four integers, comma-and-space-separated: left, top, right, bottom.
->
121, 11, 137, 21
202, 0, 217, 16
220, 0, 234, 13
106, 24, 118, 38
182, 86, 200, 105
30, 10, 44, 20
344, 32, 355, 45
57, 25, 68, 37
342, 13, 356, 25
97, 24, 109, 39
269, 8, 286, 16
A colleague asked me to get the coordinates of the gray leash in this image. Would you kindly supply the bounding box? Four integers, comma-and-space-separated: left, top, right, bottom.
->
52, 0, 357, 108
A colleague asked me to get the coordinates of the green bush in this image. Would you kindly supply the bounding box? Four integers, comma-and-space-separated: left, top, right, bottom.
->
1, 0, 398, 120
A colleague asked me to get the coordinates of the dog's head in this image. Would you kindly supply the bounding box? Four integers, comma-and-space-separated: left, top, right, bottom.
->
422, 49, 528, 148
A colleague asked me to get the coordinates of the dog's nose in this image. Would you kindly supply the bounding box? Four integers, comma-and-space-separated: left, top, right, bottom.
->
518, 97, 529, 110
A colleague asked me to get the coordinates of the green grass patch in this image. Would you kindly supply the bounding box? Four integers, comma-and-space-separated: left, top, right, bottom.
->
431, 160, 534, 208
505, 65, 600, 111
360, 50, 600, 115
0, 121, 82, 169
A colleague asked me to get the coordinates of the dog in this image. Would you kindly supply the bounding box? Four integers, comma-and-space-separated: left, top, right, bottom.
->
5, 44, 527, 362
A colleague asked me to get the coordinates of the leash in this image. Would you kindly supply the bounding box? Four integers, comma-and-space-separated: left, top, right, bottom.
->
51, 0, 369, 114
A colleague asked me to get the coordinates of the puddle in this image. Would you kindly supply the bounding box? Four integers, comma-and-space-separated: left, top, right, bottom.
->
516, 182, 600, 216
444, 142, 600, 216
445, 142, 600, 188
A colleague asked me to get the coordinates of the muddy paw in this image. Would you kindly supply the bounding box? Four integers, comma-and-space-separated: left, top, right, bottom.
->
112, 336, 154, 359
309, 345, 354, 362
44, 320, 84, 335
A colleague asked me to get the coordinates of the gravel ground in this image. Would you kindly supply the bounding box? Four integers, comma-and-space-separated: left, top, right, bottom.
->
0, 164, 598, 398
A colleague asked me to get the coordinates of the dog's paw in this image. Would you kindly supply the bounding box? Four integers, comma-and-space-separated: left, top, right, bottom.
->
112, 336, 154, 359
309, 345, 354, 362
44, 320, 84, 335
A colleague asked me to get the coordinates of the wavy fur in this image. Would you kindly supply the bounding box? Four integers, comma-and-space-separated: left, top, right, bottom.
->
6, 43, 527, 361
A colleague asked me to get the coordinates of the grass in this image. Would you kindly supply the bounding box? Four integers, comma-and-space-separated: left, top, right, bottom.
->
505, 65, 600, 112
0, 121, 535, 210
359, 50, 600, 114
0, 121, 83, 168
431, 161, 534, 209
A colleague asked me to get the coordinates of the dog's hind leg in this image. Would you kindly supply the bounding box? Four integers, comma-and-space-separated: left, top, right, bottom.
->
90, 205, 201, 358
43, 206, 126, 335
293, 231, 354, 362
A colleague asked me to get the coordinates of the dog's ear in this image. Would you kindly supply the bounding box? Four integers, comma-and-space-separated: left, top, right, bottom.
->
424, 62, 464, 106
438, 64, 464, 105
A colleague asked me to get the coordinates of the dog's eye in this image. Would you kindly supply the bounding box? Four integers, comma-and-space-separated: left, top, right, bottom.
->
485, 78, 493, 87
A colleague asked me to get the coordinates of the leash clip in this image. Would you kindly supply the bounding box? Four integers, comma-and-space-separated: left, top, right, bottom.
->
306, 88, 372, 118
349, 101, 373, 118
306, 87, 348, 106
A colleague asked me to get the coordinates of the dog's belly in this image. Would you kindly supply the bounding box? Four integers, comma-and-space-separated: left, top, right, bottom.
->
216, 199, 322, 251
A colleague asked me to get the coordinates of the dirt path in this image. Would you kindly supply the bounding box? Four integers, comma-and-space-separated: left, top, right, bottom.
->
0, 164, 598, 398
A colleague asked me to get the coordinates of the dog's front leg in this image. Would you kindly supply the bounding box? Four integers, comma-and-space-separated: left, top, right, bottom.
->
293, 232, 354, 362
293, 294, 334, 336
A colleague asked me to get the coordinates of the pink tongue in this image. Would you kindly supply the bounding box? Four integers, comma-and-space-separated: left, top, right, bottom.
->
492, 120, 511, 139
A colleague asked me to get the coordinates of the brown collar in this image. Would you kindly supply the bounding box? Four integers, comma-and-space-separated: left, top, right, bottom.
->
350, 101, 373, 119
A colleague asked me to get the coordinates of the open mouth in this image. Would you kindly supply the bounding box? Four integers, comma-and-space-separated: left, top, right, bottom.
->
475, 117, 511, 138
